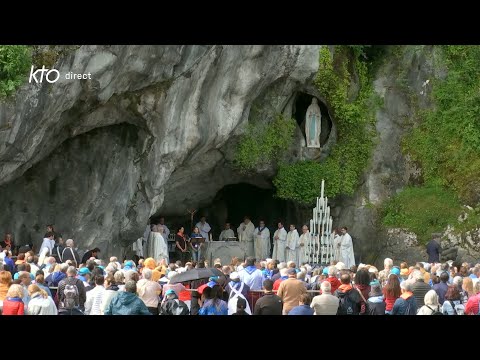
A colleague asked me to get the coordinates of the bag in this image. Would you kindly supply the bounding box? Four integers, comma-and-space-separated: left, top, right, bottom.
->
159, 299, 190, 315
62, 284, 79, 309
227, 282, 251, 315
426, 305, 443, 315
337, 290, 359, 315
53, 245, 63, 263
355, 286, 369, 315
62, 247, 78, 268
447, 300, 461, 315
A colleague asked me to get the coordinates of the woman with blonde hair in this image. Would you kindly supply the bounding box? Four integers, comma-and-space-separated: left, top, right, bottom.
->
2, 284, 25, 315
0, 270, 12, 301
417, 290, 441, 315
462, 277, 475, 302
27, 284, 57, 315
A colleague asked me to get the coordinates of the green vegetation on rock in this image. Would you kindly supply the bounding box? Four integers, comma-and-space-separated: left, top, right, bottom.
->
234, 114, 296, 172
274, 46, 379, 204
403, 46, 480, 204
382, 46, 480, 241
381, 186, 480, 244
0, 45, 31, 98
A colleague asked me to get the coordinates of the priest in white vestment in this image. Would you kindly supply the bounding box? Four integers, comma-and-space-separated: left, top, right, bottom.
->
339, 227, 355, 268
158, 217, 170, 239
237, 217, 255, 258
253, 220, 270, 261
148, 224, 169, 264
286, 224, 299, 264
272, 222, 287, 262
219, 222, 235, 241
297, 225, 310, 266
195, 216, 211, 242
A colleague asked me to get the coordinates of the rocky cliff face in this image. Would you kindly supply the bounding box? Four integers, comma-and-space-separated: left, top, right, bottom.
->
0, 45, 320, 256
2, 45, 475, 264
329, 46, 480, 266
329, 46, 443, 265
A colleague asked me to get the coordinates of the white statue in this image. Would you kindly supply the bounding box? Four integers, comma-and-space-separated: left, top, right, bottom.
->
305, 98, 321, 148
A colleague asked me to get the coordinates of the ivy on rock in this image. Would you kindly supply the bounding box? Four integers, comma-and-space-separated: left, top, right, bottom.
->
0, 45, 31, 98
274, 46, 378, 204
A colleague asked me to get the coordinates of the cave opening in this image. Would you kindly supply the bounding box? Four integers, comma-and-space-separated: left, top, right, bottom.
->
293, 92, 333, 147
155, 183, 307, 252
198, 183, 289, 240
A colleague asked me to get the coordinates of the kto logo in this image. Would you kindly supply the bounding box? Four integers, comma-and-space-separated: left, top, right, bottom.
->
29, 65, 60, 84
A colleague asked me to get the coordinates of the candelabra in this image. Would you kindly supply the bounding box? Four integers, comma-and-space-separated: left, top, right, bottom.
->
305, 179, 334, 265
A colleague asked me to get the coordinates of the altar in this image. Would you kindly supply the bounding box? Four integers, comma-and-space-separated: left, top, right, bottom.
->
203, 241, 246, 266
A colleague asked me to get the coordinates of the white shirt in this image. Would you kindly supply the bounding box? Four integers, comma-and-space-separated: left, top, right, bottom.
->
85, 285, 106, 315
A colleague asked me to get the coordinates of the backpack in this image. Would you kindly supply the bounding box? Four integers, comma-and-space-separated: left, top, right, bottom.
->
227, 282, 251, 315
446, 300, 463, 315
426, 305, 443, 315
159, 299, 190, 315
62, 284, 79, 309
337, 290, 359, 315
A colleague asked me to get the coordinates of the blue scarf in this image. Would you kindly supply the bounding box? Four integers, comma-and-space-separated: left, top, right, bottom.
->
229, 280, 242, 289
280, 276, 288, 281
6, 297, 23, 302
262, 269, 273, 279
245, 266, 257, 275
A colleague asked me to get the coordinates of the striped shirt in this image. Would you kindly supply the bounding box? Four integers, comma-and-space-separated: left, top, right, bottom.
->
85, 285, 106, 315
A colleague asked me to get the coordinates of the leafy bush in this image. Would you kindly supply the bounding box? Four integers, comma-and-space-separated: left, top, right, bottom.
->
0, 45, 31, 98
382, 186, 480, 244
234, 114, 296, 172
